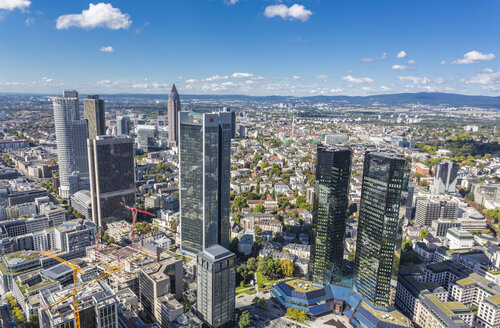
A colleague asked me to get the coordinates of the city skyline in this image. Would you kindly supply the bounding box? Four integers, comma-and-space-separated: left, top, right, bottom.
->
0, 0, 499, 96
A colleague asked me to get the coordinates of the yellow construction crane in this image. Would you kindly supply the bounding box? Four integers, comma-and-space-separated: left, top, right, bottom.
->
40, 250, 145, 328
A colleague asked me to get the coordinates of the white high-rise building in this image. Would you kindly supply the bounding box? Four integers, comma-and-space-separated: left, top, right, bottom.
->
52, 90, 89, 198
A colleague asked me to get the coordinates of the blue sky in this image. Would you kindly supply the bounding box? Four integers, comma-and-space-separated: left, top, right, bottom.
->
1, 0, 500, 96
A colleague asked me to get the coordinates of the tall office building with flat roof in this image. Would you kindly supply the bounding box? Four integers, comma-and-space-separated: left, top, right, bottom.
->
84, 95, 106, 139
52, 90, 89, 198
309, 145, 351, 285
88, 136, 135, 227
179, 111, 232, 254
116, 116, 131, 136
167, 84, 181, 147
197, 245, 236, 328
353, 151, 409, 309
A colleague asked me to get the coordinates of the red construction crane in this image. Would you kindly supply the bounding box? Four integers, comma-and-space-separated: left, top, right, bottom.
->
125, 205, 155, 248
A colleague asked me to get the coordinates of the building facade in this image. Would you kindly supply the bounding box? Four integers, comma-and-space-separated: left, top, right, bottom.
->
432, 160, 459, 195
88, 136, 135, 227
84, 95, 106, 139
353, 152, 409, 309
309, 145, 351, 285
179, 112, 232, 254
196, 245, 235, 328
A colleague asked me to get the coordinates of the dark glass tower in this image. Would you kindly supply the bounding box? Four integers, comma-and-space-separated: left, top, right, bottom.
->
179, 111, 232, 254
84, 95, 106, 139
88, 136, 135, 227
309, 145, 351, 285
353, 152, 409, 309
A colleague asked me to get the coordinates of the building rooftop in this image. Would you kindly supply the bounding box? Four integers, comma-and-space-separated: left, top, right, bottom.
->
203, 245, 234, 261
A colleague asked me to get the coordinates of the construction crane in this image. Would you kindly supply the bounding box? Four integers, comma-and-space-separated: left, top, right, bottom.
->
40, 251, 146, 328
124, 205, 155, 248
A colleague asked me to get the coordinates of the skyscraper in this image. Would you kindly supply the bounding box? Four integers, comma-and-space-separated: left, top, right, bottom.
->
167, 84, 181, 147
52, 90, 89, 198
220, 107, 236, 139
88, 136, 135, 227
432, 160, 459, 195
179, 111, 232, 254
353, 152, 409, 309
83, 95, 106, 139
309, 145, 351, 285
196, 245, 236, 328
116, 116, 131, 136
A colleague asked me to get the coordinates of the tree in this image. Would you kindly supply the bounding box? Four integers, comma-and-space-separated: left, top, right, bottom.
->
233, 197, 248, 212
348, 203, 358, 216
254, 226, 262, 236
252, 296, 267, 308
230, 238, 239, 254
419, 229, 429, 240
238, 310, 252, 328
253, 203, 265, 213
402, 237, 413, 253
233, 213, 243, 225
280, 259, 294, 277
286, 308, 308, 323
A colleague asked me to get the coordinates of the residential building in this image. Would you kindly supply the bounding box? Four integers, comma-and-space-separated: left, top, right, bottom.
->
179, 112, 232, 254
431, 218, 460, 237
71, 189, 92, 220
446, 228, 474, 250
309, 144, 351, 285
196, 245, 235, 328
88, 136, 135, 227
353, 152, 409, 309
415, 196, 459, 226
84, 95, 106, 139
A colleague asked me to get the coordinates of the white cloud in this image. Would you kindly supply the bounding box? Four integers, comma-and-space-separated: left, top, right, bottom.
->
392, 65, 408, 71
232, 72, 254, 78
100, 46, 114, 52
398, 76, 430, 85
396, 51, 407, 59
441, 60, 447, 65
451, 51, 496, 64
310, 87, 343, 95
316, 74, 328, 82
206, 75, 229, 81
379, 52, 387, 60
341, 75, 374, 84
225, 0, 239, 4
361, 57, 374, 62
408, 60, 416, 65
25, 17, 35, 25
0, 0, 30, 11
264, 4, 312, 22
466, 69, 500, 85
56, 3, 131, 30
292, 75, 300, 80
41, 77, 53, 83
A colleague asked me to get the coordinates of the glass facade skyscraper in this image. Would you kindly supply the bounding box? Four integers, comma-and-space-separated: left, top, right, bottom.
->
353, 152, 409, 309
179, 111, 232, 254
88, 136, 135, 227
309, 145, 351, 285
83, 95, 106, 139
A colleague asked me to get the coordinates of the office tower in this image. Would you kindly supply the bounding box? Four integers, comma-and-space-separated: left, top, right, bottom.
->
84, 95, 106, 139
196, 245, 235, 328
52, 90, 89, 198
88, 136, 135, 227
139, 258, 184, 325
167, 84, 181, 147
158, 110, 167, 127
116, 116, 131, 136
353, 152, 409, 309
136, 125, 158, 152
220, 107, 236, 139
309, 145, 351, 285
432, 160, 459, 195
415, 196, 458, 226
179, 111, 231, 254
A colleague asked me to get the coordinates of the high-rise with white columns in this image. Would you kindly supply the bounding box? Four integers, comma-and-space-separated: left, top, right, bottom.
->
52, 90, 89, 198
